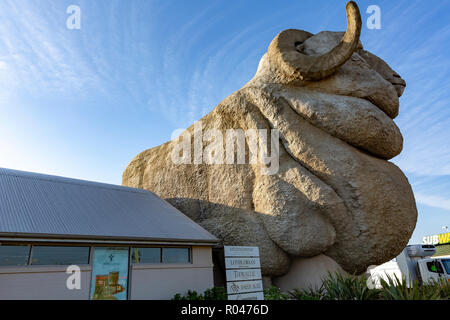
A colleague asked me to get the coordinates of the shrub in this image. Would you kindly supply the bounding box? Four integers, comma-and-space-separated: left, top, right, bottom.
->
289, 286, 326, 300
172, 287, 227, 300
172, 276, 450, 300
172, 290, 204, 300
263, 286, 290, 300
378, 274, 440, 300
203, 287, 228, 300
321, 272, 379, 300
434, 278, 450, 300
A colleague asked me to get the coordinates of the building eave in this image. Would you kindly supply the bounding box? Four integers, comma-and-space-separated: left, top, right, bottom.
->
0, 232, 219, 247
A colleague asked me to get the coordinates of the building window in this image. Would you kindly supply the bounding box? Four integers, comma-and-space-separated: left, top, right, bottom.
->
30, 246, 90, 265
0, 245, 30, 266
131, 247, 191, 264
162, 247, 190, 263
131, 247, 161, 264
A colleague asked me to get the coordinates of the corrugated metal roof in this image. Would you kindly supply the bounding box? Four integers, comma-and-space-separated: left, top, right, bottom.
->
0, 168, 217, 243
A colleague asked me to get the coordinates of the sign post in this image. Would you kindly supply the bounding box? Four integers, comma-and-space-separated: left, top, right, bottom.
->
224, 246, 264, 300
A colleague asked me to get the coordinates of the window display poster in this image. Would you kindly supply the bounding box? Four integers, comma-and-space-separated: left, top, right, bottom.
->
90, 247, 129, 300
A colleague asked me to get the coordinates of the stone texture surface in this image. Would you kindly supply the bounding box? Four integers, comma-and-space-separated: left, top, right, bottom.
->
301, 32, 401, 119
123, 27, 417, 277
273, 254, 348, 291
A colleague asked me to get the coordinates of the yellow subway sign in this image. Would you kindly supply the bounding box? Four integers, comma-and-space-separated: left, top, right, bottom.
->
422, 233, 450, 245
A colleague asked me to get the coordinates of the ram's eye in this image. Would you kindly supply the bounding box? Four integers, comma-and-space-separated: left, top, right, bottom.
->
295, 41, 304, 53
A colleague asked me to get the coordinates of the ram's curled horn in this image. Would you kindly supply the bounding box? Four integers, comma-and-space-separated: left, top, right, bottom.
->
268, 1, 362, 81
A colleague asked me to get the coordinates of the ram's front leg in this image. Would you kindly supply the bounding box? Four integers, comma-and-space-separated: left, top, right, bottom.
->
252, 148, 348, 258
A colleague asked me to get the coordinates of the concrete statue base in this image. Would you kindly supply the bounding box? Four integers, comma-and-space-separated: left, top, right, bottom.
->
273, 254, 347, 291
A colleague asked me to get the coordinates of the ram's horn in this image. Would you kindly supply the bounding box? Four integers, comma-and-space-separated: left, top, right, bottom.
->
268, 1, 362, 81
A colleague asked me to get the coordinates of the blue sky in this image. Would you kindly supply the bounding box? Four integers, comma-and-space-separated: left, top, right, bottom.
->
0, 0, 448, 244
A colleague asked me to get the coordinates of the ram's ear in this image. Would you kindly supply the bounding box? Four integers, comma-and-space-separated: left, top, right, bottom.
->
268, 1, 361, 81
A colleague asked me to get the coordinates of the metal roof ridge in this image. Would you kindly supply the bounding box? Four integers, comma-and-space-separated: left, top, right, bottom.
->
0, 167, 150, 195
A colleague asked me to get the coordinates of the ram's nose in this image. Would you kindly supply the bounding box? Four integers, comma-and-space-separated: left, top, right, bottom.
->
391, 73, 406, 97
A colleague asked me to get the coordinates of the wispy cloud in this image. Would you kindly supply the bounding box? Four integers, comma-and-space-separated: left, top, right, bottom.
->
0, 1, 103, 95
359, 1, 450, 180
415, 193, 450, 211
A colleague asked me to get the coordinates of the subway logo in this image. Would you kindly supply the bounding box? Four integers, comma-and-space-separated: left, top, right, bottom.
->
422, 232, 450, 245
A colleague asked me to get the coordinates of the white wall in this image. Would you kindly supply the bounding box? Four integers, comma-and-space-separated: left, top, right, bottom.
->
0, 246, 214, 300
129, 246, 214, 300
0, 265, 91, 300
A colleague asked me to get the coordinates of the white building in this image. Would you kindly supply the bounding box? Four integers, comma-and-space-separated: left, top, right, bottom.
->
0, 168, 218, 300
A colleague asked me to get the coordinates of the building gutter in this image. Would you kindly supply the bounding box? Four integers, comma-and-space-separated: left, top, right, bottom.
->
0, 232, 219, 247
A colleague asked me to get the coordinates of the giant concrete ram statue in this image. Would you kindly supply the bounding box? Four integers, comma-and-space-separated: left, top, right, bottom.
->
123, 1, 417, 288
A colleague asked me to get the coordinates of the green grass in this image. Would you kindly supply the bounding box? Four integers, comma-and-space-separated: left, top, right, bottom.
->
171, 274, 450, 300
284, 272, 450, 300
